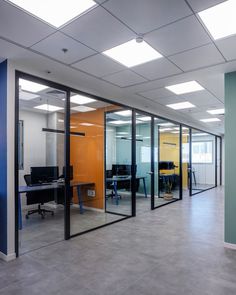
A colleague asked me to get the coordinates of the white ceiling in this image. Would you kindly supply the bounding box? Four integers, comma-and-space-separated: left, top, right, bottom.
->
0, 0, 234, 135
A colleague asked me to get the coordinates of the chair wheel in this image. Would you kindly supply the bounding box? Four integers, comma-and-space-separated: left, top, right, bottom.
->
25, 215, 29, 219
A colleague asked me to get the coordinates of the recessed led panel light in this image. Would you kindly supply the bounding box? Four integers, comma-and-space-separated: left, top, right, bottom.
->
166, 101, 196, 110
139, 116, 152, 121
110, 120, 131, 125
207, 108, 225, 115
72, 106, 96, 112
103, 39, 162, 68
159, 128, 173, 132
198, 0, 236, 40
192, 133, 209, 136
171, 131, 180, 134
158, 123, 174, 127
117, 132, 129, 135
115, 110, 132, 117
19, 91, 40, 101
19, 79, 48, 93
9, 0, 97, 28
34, 104, 63, 112
71, 94, 96, 105
200, 118, 221, 122
165, 81, 204, 95
80, 123, 94, 126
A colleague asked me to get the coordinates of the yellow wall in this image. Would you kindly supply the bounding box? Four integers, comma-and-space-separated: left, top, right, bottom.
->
159, 132, 188, 188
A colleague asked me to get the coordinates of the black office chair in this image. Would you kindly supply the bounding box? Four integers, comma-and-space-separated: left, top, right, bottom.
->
24, 174, 54, 219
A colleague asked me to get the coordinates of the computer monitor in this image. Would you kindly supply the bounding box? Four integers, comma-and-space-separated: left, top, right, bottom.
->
159, 161, 175, 170
112, 164, 132, 176
31, 166, 59, 184
62, 166, 73, 180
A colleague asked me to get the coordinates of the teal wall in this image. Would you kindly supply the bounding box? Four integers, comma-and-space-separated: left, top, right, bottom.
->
225, 72, 236, 244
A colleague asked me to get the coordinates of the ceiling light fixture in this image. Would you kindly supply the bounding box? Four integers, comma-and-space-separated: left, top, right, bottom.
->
198, 0, 236, 40
19, 79, 48, 93
70, 94, 96, 105
165, 81, 204, 95
34, 104, 63, 112
71, 106, 96, 112
166, 101, 196, 110
139, 116, 152, 121
114, 110, 132, 117
103, 39, 163, 67
8, 0, 97, 28
109, 120, 131, 125
207, 108, 225, 115
158, 123, 174, 127
200, 118, 221, 122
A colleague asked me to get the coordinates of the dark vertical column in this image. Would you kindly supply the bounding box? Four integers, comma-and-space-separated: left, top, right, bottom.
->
0, 60, 8, 255
131, 110, 136, 217
151, 117, 154, 210
64, 90, 70, 240
179, 125, 183, 200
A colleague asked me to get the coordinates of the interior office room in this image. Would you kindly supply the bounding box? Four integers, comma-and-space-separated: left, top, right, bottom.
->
2, 0, 236, 294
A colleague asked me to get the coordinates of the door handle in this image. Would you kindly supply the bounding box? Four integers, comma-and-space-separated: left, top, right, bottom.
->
147, 171, 154, 175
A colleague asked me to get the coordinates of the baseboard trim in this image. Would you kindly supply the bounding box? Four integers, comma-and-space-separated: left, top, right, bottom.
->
72, 204, 104, 213
0, 251, 16, 262
224, 242, 236, 250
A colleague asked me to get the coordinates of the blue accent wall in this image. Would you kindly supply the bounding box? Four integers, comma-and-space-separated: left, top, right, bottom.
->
0, 60, 8, 254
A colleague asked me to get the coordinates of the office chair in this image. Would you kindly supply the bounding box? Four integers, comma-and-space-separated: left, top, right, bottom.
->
24, 174, 54, 219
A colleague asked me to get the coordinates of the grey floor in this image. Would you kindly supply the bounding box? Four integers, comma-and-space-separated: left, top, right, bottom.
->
2, 187, 236, 295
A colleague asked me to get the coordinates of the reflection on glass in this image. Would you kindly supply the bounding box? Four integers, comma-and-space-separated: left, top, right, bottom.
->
191, 129, 216, 194
154, 118, 180, 207
69, 96, 132, 236
135, 113, 151, 213
105, 109, 132, 216
18, 78, 66, 254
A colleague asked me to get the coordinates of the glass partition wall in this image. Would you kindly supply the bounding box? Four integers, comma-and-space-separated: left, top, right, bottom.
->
17, 77, 66, 254
15, 72, 221, 255
190, 129, 216, 195
153, 118, 181, 208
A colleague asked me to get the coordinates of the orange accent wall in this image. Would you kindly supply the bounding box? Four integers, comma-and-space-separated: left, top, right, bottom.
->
70, 105, 120, 209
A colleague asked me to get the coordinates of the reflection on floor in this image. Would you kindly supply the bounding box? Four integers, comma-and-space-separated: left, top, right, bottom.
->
192, 183, 215, 192
20, 205, 123, 255
106, 191, 179, 216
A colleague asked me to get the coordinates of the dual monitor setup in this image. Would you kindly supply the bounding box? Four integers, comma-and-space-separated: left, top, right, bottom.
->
30, 166, 73, 186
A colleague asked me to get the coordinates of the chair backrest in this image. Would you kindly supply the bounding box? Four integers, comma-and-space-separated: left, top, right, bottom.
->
24, 174, 31, 186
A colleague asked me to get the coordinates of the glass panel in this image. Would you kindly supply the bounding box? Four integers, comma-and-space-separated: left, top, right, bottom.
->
69, 95, 131, 236
154, 118, 180, 207
18, 78, 66, 254
217, 137, 221, 185
105, 109, 132, 216
136, 113, 152, 213
182, 127, 190, 197
191, 129, 216, 194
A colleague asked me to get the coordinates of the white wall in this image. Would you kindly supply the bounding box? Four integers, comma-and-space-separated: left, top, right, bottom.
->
19, 110, 47, 186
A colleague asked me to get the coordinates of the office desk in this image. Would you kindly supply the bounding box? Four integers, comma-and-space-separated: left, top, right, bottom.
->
106, 176, 147, 205
18, 181, 94, 230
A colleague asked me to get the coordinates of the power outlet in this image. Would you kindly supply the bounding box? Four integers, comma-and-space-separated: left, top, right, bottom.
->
87, 190, 95, 197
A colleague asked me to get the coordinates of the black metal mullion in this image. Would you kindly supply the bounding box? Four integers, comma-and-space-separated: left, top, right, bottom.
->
151, 117, 155, 210
189, 128, 192, 197
131, 111, 136, 217
179, 125, 183, 200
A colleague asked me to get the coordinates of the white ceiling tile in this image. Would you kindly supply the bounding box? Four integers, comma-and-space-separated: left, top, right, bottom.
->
179, 90, 221, 106
102, 70, 147, 87
31, 32, 96, 64
197, 74, 224, 101
132, 58, 182, 80
72, 53, 125, 77
103, 0, 192, 34
95, 0, 107, 3
139, 87, 175, 100
154, 96, 187, 105
187, 0, 226, 12
0, 38, 27, 59
0, 1, 55, 47
145, 16, 211, 56
216, 35, 236, 61
169, 44, 225, 71
61, 6, 134, 52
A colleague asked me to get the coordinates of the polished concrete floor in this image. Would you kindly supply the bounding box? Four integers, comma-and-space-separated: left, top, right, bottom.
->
2, 187, 236, 295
